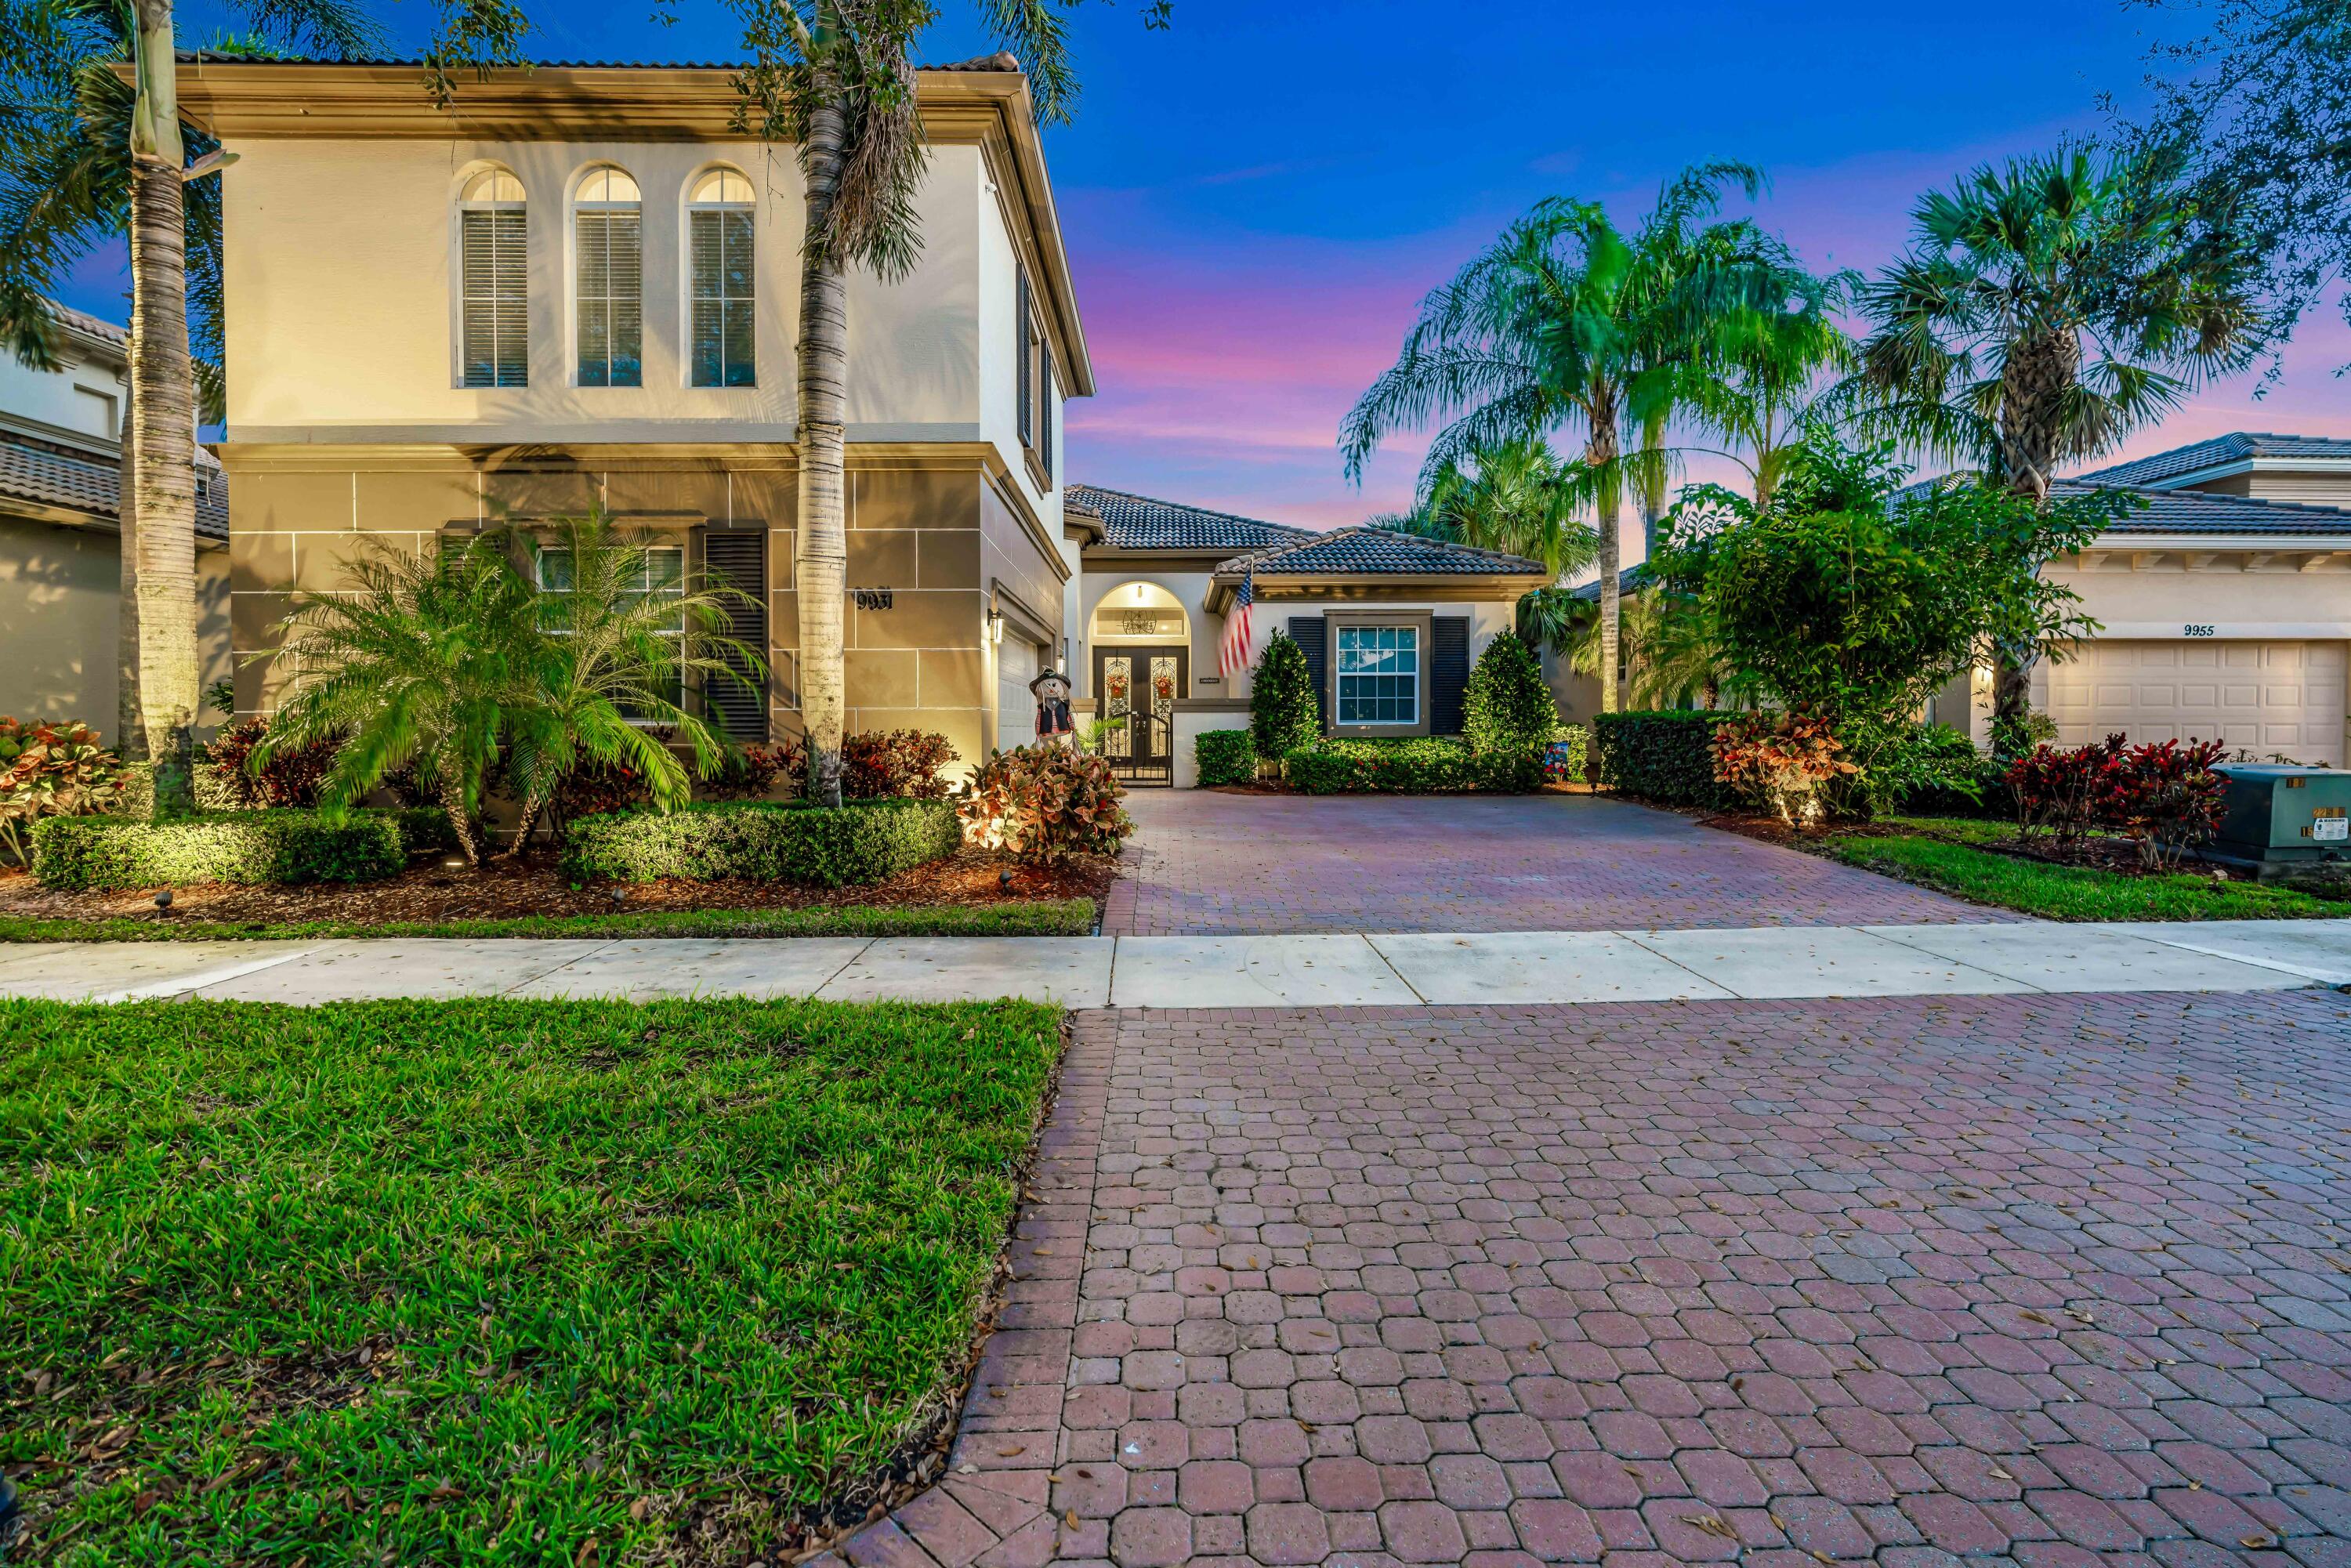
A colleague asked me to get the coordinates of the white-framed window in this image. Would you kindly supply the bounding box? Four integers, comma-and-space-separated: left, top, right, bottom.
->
1336, 624, 1419, 725
574, 165, 643, 387
537, 542, 688, 711
458, 167, 528, 388
686, 168, 755, 388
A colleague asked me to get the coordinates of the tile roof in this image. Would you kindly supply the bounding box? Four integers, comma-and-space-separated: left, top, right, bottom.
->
1217, 524, 1548, 578
0, 438, 227, 540
2055, 481, 2351, 538
1070, 484, 1314, 552
2075, 433, 2351, 487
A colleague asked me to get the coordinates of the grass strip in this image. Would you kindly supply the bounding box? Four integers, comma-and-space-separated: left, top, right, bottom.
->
0, 896, 1096, 943
1828, 831, 2340, 921
2, 995, 1063, 1562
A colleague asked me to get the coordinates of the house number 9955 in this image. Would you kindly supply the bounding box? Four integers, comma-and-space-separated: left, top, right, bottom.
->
2183, 624, 2216, 637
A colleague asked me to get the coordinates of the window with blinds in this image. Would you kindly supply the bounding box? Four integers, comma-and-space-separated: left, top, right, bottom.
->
1040, 358, 1056, 487
574, 166, 642, 387
1016, 268, 1034, 449
688, 168, 755, 388
458, 168, 527, 388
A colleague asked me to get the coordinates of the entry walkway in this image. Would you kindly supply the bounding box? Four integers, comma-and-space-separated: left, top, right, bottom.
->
4, 918, 2348, 1005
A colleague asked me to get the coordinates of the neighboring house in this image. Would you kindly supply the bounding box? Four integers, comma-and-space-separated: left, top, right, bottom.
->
1068, 487, 1549, 784
2012, 433, 2351, 766
0, 301, 230, 740
181, 54, 1085, 775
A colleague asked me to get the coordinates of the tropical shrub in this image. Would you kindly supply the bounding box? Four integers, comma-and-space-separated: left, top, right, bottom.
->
698, 744, 788, 801
2105, 738, 2228, 869
1589, 711, 1737, 806
1462, 631, 1556, 770
1848, 721, 1997, 817
1282, 736, 1533, 795
1194, 729, 1255, 788
1545, 723, 1588, 784
562, 799, 961, 886
2008, 735, 2125, 851
203, 716, 338, 809
1710, 712, 1858, 826
958, 744, 1133, 862
1250, 632, 1320, 759
31, 810, 406, 890
0, 720, 129, 866
774, 730, 958, 800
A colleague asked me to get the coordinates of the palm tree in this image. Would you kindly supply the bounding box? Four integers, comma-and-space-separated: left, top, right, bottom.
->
727, 0, 1152, 806
495, 513, 763, 855
1342, 163, 1806, 715
1851, 141, 2270, 739
1565, 585, 1741, 710
255, 536, 539, 866
1382, 436, 1599, 579
0, 0, 382, 809
1679, 263, 1858, 509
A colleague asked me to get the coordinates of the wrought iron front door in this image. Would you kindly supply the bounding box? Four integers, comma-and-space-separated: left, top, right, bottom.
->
1095, 646, 1186, 778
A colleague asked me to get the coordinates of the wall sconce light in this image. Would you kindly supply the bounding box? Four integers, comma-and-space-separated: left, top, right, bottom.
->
986, 607, 1005, 645
1133, 583, 1146, 602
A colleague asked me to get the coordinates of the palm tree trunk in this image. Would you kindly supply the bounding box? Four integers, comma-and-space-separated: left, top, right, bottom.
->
1588, 419, 1622, 716
115, 440, 146, 759
438, 767, 481, 866
1988, 336, 2078, 751
127, 0, 198, 819
498, 793, 542, 861
793, 20, 850, 810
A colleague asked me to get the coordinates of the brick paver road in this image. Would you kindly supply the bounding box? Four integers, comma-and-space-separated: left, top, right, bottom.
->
878, 991, 2351, 1568
1100, 791, 2012, 936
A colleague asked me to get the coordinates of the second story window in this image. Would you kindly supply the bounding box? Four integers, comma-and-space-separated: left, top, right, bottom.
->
574, 166, 642, 387
458, 167, 527, 388
687, 168, 755, 388
1016, 266, 1034, 449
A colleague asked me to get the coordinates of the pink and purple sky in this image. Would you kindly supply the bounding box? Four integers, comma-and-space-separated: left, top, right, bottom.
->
61, 0, 2351, 527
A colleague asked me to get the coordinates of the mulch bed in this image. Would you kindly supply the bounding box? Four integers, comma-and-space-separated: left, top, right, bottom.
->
0, 847, 1119, 929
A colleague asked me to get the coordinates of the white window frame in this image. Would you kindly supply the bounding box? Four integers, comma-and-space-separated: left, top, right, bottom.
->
684, 167, 756, 389
455, 166, 528, 389
1334, 621, 1423, 731
572, 165, 643, 389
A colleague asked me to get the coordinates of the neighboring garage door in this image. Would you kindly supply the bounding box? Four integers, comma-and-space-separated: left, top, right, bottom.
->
2043, 639, 2347, 765
997, 636, 1040, 751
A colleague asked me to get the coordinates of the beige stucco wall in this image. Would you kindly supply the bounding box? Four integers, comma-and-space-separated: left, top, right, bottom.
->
2049, 555, 2351, 640
0, 517, 229, 744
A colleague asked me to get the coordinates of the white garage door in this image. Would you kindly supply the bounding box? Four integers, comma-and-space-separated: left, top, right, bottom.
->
2043, 640, 2346, 765
997, 636, 1040, 751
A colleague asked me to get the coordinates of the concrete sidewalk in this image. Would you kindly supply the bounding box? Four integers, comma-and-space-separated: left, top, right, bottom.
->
1, 917, 2346, 1006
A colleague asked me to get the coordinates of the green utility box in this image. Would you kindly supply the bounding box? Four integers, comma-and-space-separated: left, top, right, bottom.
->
2209, 763, 2351, 879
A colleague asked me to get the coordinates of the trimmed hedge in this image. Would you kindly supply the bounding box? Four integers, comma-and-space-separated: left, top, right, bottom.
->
1194, 729, 1255, 788
1283, 736, 1537, 795
561, 798, 962, 886
31, 810, 407, 890
1590, 710, 1740, 807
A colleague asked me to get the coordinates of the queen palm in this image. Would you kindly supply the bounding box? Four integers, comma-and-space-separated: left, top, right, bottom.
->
1, 0, 381, 811
1342, 163, 1803, 714
1379, 436, 1598, 579
1853, 142, 2269, 739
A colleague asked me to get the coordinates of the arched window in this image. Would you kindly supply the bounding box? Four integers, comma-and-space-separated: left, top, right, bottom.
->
458, 167, 527, 388
686, 168, 755, 387
574, 165, 642, 386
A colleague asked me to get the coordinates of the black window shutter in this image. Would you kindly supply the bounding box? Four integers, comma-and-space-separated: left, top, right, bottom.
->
703, 530, 768, 741
1288, 616, 1328, 733
1430, 617, 1470, 734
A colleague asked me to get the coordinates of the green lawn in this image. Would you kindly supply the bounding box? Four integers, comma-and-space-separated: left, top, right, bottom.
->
2, 995, 1063, 1563
1828, 823, 2341, 920
0, 896, 1097, 944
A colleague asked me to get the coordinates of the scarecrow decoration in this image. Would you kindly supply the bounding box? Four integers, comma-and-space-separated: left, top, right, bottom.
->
1031, 668, 1077, 748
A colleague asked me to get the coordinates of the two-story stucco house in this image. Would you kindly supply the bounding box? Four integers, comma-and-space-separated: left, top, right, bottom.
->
177, 54, 1551, 787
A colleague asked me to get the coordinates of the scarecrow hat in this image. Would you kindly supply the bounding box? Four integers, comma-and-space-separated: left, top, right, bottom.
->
1029, 668, 1070, 697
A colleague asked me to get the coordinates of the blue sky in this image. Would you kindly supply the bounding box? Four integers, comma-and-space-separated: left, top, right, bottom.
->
63, 0, 2351, 523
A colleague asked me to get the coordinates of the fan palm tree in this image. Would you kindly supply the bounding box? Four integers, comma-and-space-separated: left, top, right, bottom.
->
494, 513, 763, 855
726, 0, 1160, 806
1, 0, 382, 810
1851, 141, 2270, 738
1342, 163, 1809, 715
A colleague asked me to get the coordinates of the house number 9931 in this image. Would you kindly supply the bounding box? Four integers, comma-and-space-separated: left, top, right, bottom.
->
853, 588, 894, 610
2183, 624, 2215, 637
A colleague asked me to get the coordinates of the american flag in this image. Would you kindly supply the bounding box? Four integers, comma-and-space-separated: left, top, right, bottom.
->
1220, 564, 1254, 680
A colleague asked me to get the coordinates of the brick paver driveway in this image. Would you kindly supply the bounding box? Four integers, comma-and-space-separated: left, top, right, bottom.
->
908, 991, 2351, 1568
1100, 791, 2009, 935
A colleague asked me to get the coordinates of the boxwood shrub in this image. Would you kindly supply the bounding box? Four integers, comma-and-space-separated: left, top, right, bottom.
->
1589, 710, 1739, 806
31, 810, 407, 890
1194, 729, 1255, 788
1283, 736, 1536, 795
561, 798, 962, 886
